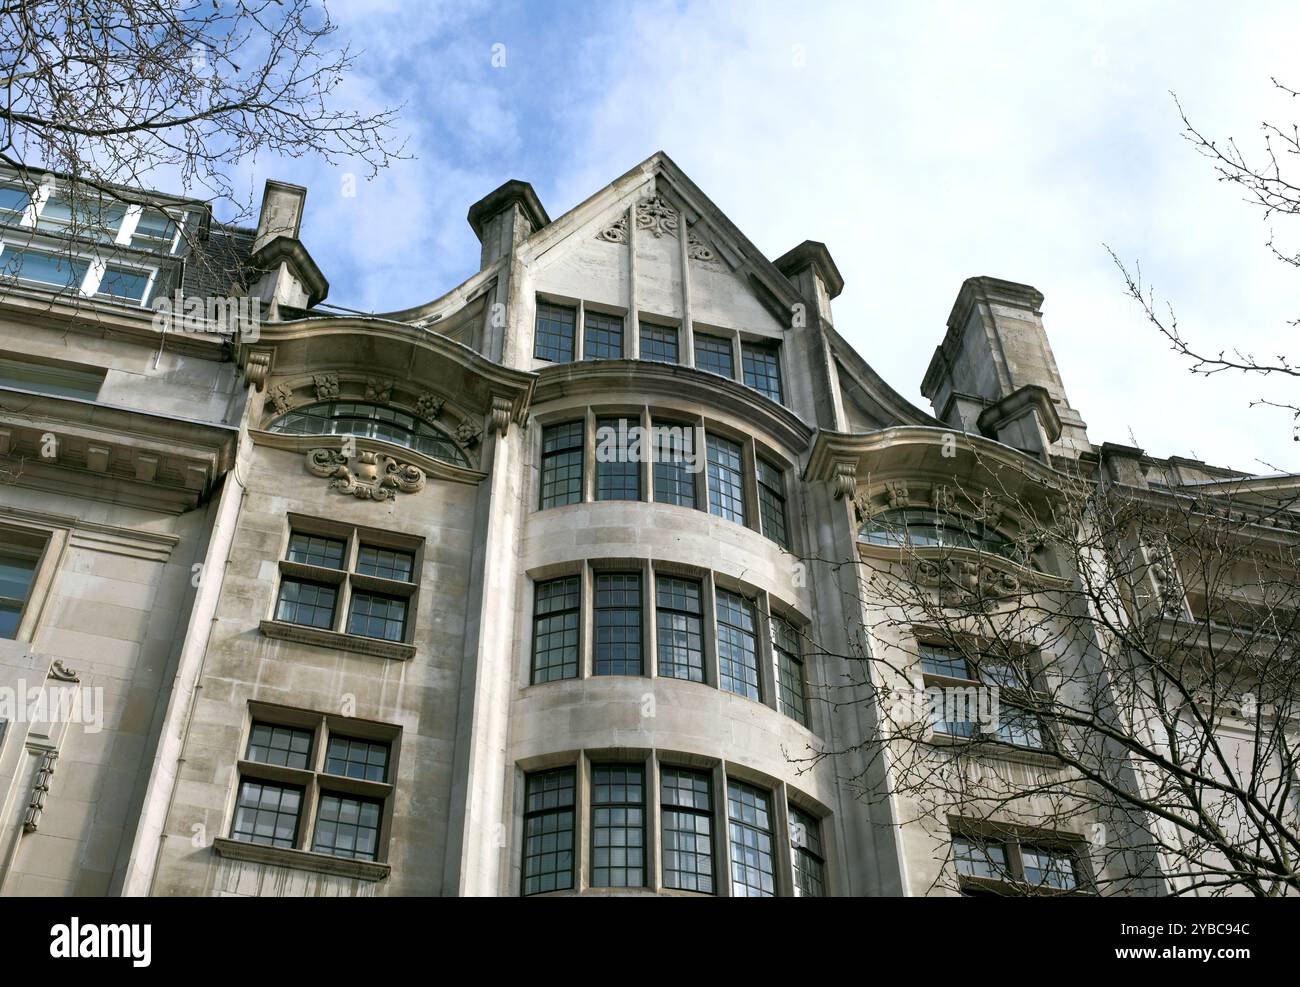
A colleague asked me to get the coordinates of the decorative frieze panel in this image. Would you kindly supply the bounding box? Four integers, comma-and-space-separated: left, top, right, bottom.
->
595, 195, 722, 265
305, 448, 426, 501
23, 749, 58, 833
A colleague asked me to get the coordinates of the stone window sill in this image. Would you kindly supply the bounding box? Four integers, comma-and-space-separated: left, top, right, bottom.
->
259, 619, 416, 661
213, 837, 391, 881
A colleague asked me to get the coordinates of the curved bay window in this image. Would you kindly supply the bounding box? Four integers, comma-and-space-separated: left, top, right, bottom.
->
858, 508, 1033, 567
268, 401, 469, 468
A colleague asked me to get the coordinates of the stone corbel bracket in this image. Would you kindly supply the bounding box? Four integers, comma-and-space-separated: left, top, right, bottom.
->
831, 459, 857, 500
243, 349, 274, 392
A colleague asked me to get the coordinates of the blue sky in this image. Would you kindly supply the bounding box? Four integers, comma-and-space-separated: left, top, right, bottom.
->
230, 0, 1300, 473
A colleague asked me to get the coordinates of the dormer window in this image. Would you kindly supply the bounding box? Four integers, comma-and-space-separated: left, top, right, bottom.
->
267, 401, 469, 468
0, 185, 32, 222
130, 208, 181, 253
36, 192, 128, 242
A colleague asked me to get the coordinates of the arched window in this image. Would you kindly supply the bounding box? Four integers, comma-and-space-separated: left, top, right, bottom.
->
267, 401, 469, 467
858, 508, 1034, 568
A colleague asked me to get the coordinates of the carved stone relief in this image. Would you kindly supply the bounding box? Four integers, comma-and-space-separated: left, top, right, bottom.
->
306, 449, 425, 501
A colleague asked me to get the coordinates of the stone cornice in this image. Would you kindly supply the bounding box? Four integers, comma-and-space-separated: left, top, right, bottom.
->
212, 837, 391, 881
806, 426, 1085, 505
773, 240, 845, 299
467, 179, 551, 239
0, 288, 229, 359
532, 359, 816, 453
977, 384, 1062, 443
237, 316, 536, 429
0, 388, 237, 512
259, 619, 417, 661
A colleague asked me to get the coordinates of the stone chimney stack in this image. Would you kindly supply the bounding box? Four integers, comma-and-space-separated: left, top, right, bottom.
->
467, 180, 550, 270
921, 276, 1091, 461
246, 180, 328, 316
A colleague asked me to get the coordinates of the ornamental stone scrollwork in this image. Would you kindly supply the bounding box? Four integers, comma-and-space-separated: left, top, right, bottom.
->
931, 484, 957, 512
596, 213, 629, 243
306, 448, 425, 501
979, 491, 1007, 529
268, 382, 294, 416
852, 489, 875, 527
365, 378, 394, 404
312, 373, 339, 401
636, 194, 679, 238
415, 392, 445, 420
244, 352, 271, 392
456, 422, 483, 447
48, 660, 80, 683
489, 396, 512, 436
596, 195, 682, 242
831, 460, 857, 500
909, 558, 1022, 604
23, 749, 58, 833
885, 480, 911, 509
687, 229, 718, 263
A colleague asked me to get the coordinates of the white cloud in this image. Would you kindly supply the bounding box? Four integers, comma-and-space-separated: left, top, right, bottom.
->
257, 0, 1300, 472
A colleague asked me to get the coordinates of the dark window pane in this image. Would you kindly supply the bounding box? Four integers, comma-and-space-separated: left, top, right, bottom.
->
534, 302, 576, 362
756, 457, 790, 549
583, 311, 624, 360
640, 323, 678, 363
728, 781, 775, 896
275, 579, 337, 629
347, 591, 407, 642
286, 533, 346, 569
1022, 845, 1080, 889
0, 546, 39, 639
232, 779, 302, 849
532, 576, 580, 682
920, 646, 973, 680
652, 421, 696, 507
540, 421, 584, 508
772, 616, 808, 726
590, 764, 645, 888
594, 572, 641, 676
857, 508, 1030, 566
313, 793, 383, 860
265, 401, 468, 467
741, 342, 783, 403
954, 836, 1010, 880
694, 333, 734, 378
661, 768, 714, 893
656, 576, 704, 682
789, 805, 825, 897
356, 545, 414, 582
246, 723, 313, 769
595, 418, 641, 501
706, 434, 746, 525
522, 768, 576, 895
325, 735, 390, 782
716, 589, 760, 700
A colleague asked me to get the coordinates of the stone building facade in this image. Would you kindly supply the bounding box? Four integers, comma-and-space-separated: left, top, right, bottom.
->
0, 153, 1289, 896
